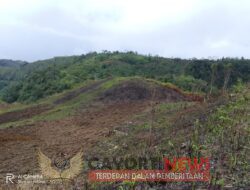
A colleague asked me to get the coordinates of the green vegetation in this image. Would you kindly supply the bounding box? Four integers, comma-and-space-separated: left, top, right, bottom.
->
205, 87, 250, 187
0, 58, 249, 189
0, 52, 249, 103
91, 83, 249, 189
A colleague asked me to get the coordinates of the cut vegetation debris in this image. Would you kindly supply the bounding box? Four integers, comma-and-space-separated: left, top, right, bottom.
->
0, 52, 249, 189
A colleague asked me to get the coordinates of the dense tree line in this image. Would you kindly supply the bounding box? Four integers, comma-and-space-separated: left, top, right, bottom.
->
0, 52, 249, 103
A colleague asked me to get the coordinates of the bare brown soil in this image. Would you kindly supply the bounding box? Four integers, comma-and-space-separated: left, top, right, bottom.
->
0, 79, 204, 188
0, 105, 52, 125
100, 80, 193, 102
0, 100, 150, 184
0, 103, 10, 110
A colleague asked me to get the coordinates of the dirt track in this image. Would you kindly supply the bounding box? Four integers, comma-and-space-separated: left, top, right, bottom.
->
0, 79, 110, 125
53, 79, 110, 105
0, 105, 52, 125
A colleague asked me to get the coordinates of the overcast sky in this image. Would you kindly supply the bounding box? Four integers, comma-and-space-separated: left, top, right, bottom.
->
0, 0, 250, 61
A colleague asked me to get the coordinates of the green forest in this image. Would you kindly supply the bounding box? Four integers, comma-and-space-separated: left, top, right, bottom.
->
0, 51, 249, 103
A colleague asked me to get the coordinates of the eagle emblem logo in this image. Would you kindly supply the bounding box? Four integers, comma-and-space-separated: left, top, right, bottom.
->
38, 149, 83, 180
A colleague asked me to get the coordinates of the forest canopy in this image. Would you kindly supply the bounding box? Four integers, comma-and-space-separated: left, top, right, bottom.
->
0, 52, 249, 103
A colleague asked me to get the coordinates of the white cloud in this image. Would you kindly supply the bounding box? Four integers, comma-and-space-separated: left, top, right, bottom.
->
0, 0, 250, 61
207, 39, 231, 49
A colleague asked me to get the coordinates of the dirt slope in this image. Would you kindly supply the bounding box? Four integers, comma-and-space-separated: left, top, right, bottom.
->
0, 79, 110, 125
0, 105, 51, 125
0, 78, 206, 189
53, 78, 110, 105
100, 79, 202, 102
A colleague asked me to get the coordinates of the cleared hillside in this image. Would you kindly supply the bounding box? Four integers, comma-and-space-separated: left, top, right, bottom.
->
0, 77, 249, 189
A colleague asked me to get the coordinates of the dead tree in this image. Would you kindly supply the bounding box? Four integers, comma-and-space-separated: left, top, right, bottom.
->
222, 63, 232, 95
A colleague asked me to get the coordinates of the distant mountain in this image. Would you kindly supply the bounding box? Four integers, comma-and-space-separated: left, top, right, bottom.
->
0, 59, 28, 68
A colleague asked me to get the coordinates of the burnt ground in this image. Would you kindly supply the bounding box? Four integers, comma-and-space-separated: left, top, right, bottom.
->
99, 80, 202, 102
